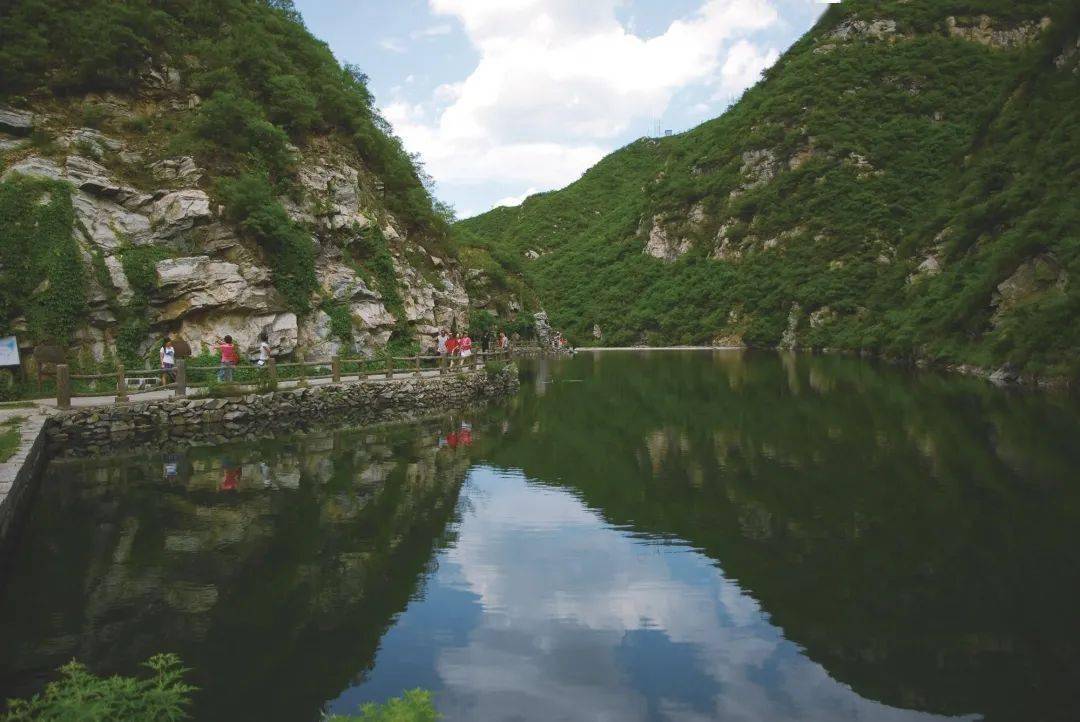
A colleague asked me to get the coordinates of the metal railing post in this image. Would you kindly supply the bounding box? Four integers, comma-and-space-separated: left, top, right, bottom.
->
115, 364, 129, 403
56, 364, 71, 410
267, 357, 277, 383
385, 357, 393, 379
415, 355, 422, 375
332, 356, 341, 383
175, 359, 187, 397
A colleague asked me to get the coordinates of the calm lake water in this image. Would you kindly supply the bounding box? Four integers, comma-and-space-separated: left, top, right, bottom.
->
2, 351, 1079, 721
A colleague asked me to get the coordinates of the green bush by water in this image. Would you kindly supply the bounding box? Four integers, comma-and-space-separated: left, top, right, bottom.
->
0, 654, 437, 722
2, 654, 195, 722
327, 689, 439, 722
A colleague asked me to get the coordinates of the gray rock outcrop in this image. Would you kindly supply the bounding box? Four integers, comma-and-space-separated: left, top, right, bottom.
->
2, 101, 473, 363
946, 15, 1052, 50
644, 216, 692, 262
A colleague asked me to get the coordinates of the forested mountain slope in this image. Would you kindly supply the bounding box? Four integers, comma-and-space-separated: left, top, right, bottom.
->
0, 0, 466, 369
456, 0, 1080, 380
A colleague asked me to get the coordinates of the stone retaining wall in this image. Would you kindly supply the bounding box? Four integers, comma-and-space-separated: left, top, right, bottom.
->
0, 414, 49, 547
48, 365, 519, 451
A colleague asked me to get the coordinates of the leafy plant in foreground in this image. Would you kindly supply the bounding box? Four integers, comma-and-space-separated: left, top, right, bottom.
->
3, 654, 195, 722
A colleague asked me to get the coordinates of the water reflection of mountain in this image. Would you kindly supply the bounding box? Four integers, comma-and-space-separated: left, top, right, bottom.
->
474, 352, 1080, 722
0, 422, 473, 721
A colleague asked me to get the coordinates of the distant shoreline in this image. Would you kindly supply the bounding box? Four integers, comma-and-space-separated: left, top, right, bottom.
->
574, 346, 744, 352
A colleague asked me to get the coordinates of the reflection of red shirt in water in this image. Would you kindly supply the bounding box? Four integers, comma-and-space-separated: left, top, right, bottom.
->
220, 467, 241, 491
446, 428, 472, 449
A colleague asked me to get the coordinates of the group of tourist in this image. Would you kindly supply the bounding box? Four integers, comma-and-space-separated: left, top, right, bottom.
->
435, 329, 510, 367
436, 329, 472, 367
157, 327, 509, 383
158, 332, 273, 384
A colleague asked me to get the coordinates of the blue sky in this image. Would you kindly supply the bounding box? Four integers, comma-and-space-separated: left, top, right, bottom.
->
292, 0, 831, 218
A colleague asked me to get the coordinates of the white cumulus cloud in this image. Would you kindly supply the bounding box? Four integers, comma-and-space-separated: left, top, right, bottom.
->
494, 187, 540, 208
388, 0, 782, 211
716, 39, 780, 96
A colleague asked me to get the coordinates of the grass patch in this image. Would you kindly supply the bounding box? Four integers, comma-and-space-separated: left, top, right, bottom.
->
0, 416, 24, 462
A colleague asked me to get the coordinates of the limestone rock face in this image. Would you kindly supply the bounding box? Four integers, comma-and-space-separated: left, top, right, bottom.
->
946, 16, 1052, 50
60, 128, 123, 158
644, 216, 692, 262
73, 193, 153, 251
908, 253, 943, 284
0, 105, 38, 135
150, 190, 212, 238
318, 261, 380, 304
828, 19, 899, 42
154, 256, 279, 321
992, 254, 1067, 323
397, 260, 470, 342
728, 148, 782, 199
2, 156, 65, 183
294, 159, 372, 232
780, 303, 803, 350
103, 256, 134, 306
534, 311, 554, 346
150, 156, 204, 185
710, 221, 743, 263
1, 95, 471, 364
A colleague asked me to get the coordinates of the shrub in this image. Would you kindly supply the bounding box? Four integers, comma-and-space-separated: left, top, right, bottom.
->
327, 689, 439, 722
352, 225, 406, 323
324, 302, 354, 345
119, 246, 169, 298
484, 361, 509, 381
264, 73, 322, 136
194, 91, 293, 178
218, 173, 317, 312
0, 176, 85, 345
2, 653, 195, 722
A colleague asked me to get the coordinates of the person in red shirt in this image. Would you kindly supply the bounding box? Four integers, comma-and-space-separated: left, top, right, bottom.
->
459, 333, 473, 364
219, 458, 241, 492
214, 335, 239, 381
445, 333, 459, 367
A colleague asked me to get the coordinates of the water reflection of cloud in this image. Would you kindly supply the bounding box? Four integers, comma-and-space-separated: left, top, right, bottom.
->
372, 468, 976, 721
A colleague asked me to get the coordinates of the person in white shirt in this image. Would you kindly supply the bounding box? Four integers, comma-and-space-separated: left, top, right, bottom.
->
159, 337, 176, 385
257, 332, 273, 367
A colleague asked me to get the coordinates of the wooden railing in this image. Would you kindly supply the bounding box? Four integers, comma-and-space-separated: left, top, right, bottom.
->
52, 349, 512, 410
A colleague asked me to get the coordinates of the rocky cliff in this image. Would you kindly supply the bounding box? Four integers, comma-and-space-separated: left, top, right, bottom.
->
0, 0, 469, 367
456, 0, 1080, 380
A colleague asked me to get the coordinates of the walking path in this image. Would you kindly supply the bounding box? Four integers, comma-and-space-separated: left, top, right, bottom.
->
34, 367, 471, 409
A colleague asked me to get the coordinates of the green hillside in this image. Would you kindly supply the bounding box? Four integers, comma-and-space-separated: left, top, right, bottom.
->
456, 0, 1080, 380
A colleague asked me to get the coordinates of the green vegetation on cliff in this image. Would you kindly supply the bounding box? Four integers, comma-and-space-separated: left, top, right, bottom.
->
457, 0, 1080, 378
0, 176, 84, 345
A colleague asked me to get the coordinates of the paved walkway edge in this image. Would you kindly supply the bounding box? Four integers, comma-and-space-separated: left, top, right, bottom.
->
0, 414, 49, 549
